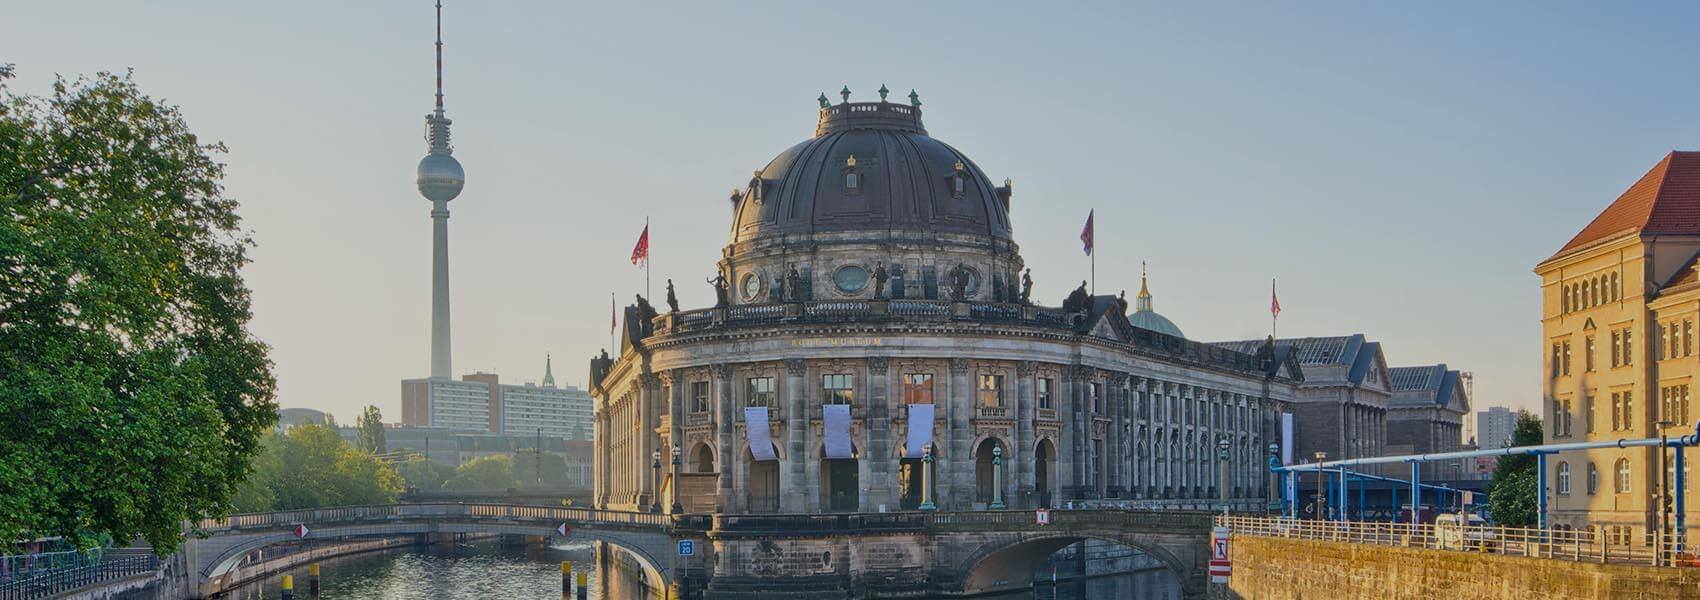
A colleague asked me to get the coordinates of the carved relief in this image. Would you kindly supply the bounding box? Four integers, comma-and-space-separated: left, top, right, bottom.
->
785, 359, 808, 376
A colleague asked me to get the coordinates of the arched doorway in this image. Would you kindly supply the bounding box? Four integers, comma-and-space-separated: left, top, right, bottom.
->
691, 442, 714, 473
1035, 439, 1055, 509
745, 445, 780, 513
959, 535, 1188, 597
899, 447, 928, 510
975, 438, 1005, 506
819, 445, 859, 512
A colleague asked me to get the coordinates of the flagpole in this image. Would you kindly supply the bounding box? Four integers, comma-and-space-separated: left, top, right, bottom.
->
1271, 278, 1278, 340
645, 216, 651, 300
611, 291, 617, 353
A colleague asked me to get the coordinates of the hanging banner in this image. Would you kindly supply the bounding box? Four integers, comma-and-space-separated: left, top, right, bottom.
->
905, 403, 936, 458
1282, 412, 1296, 504
824, 404, 853, 458
745, 407, 777, 461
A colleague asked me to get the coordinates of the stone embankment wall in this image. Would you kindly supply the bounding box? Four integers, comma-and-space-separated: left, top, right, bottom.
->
1225, 534, 1700, 599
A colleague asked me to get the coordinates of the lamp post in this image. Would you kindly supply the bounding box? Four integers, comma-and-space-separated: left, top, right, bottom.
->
650, 449, 662, 513
1266, 443, 1281, 514
1217, 438, 1232, 516
670, 445, 683, 514
1658, 419, 1674, 564
1313, 451, 1328, 521
919, 443, 937, 511
990, 444, 1007, 509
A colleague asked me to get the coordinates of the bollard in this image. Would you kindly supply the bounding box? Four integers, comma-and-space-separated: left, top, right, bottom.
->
576, 571, 588, 600
561, 561, 571, 599
309, 563, 321, 599
281, 574, 294, 600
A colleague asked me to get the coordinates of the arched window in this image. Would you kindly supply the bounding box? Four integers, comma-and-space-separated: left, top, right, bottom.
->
1586, 462, 1598, 495
1615, 458, 1631, 494
1593, 278, 1601, 306
1612, 272, 1621, 301
1557, 461, 1571, 495
1562, 288, 1570, 313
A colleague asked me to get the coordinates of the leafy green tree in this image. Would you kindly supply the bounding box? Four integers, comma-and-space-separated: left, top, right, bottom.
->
231, 425, 402, 511
512, 450, 570, 488
1487, 411, 1543, 527
445, 455, 521, 490
396, 453, 454, 491
357, 405, 386, 454
0, 66, 276, 553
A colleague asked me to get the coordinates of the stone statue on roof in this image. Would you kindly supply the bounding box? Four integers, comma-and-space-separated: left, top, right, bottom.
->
1020, 268, 1033, 305
666, 279, 680, 313
872, 262, 888, 300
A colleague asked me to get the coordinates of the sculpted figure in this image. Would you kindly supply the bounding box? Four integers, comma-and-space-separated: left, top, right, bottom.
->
786, 265, 804, 302
665, 279, 680, 313
1020, 268, 1034, 305
872, 262, 888, 299
949, 263, 970, 301
706, 270, 728, 307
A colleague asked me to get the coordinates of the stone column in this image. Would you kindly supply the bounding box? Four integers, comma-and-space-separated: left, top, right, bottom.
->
594, 406, 607, 508
948, 358, 973, 509
866, 356, 893, 511
1015, 362, 1037, 508
639, 373, 660, 511
1107, 373, 1127, 498
664, 371, 684, 513
713, 364, 735, 513
783, 359, 808, 512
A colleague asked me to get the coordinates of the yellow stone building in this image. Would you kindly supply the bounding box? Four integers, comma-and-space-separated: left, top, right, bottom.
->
1539, 151, 1700, 544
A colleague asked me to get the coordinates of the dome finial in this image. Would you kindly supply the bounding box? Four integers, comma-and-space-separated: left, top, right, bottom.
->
840, 85, 851, 104
908, 89, 921, 107
817, 93, 830, 109
846, 154, 857, 168
878, 84, 890, 102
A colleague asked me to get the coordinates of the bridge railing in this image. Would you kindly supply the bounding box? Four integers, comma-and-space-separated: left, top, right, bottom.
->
1219, 515, 1699, 567
198, 504, 669, 533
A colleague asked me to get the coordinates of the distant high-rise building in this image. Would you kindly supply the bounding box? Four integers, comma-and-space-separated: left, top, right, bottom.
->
401, 356, 594, 440
1475, 406, 1516, 449
415, 0, 466, 379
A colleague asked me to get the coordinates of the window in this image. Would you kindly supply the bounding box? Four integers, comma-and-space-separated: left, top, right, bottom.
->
1091, 383, 1103, 414
823, 374, 854, 405
977, 374, 1004, 408
1562, 398, 1572, 436
690, 381, 710, 413
902, 373, 934, 404
747, 377, 774, 408
1586, 336, 1596, 371
1624, 329, 1634, 366
1563, 340, 1572, 375
1037, 378, 1053, 410
844, 155, 860, 190
1624, 391, 1634, 430
1686, 320, 1693, 357
1611, 331, 1622, 367
1557, 461, 1571, 495
1615, 458, 1631, 494
1585, 394, 1595, 433
1587, 462, 1598, 495
1552, 343, 1563, 377
833, 266, 869, 294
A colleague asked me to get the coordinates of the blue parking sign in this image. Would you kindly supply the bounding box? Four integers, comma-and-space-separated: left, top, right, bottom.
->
678, 540, 694, 556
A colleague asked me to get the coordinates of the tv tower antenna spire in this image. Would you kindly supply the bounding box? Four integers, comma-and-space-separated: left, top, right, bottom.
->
417, 0, 465, 379
434, 0, 444, 114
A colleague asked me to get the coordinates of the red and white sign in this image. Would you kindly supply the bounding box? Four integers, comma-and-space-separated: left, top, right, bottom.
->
1209, 526, 1231, 583
557, 523, 571, 537
1035, 509, 1051, 525
294, 524, 311, 538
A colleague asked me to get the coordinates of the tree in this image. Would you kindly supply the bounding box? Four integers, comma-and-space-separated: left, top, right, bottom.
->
0, 66, 277, 553
357, 405, 386, 454
1487, 411, 1543, 527
396, 453, 454, 491
512, 450, 570, 488
230, 425, 403, 512
445, 455, 521, 490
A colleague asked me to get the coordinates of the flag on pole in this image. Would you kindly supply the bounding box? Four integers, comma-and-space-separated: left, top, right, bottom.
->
630, 224, 650, 267
610, 292, 616, 335
1079, 210, 1095, 256
1271, 279, 1281, 319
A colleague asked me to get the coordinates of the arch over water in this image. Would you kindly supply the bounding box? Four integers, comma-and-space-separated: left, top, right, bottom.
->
955, 533, 1193, 597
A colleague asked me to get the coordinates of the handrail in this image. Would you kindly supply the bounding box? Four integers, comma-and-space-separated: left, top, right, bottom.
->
1218, 515, 1699, 567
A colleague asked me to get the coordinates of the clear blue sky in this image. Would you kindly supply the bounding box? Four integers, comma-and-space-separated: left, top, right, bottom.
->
8, 1, 1699, 431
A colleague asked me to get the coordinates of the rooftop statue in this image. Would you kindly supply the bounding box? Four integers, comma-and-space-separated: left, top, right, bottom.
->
872, 262, 889, 300
1020, 268, 1034, 305
706, 270, 728, 307
949, 263, 970, 302
1064, 280, 1089, 313
786, 266, 804, 303
666, 279, 680, 313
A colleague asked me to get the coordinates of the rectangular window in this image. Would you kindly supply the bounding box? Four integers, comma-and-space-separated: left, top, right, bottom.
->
1038, 378, 1053, 410
1091, 383, 1103, 414
1624, 391, 1634, 429
977, 374, 1004, 408
1612, 392, 1622, 431
1552, 343, 1563, 377
1586, 336, 1596, 372
1563, 399, 1572, 436
747, 377, 775, 408
690, 381, 710, 413
1686, 321, 1694, 357
902, 373, 934, 404
1563, 340, 1572, 375
1661, 326, 1670, 360
1625, 329, 1634, 366
1612, 331, 1622, 367
1585, 394, 1595, 433
823, 374, 854, 405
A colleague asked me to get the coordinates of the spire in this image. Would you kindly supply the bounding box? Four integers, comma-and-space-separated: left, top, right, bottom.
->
425, 0, 454, 156
1135, 261, 1153, 312
542, 353, 556, 388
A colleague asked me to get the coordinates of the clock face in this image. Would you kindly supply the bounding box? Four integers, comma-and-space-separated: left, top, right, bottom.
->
741, 273, 763, 300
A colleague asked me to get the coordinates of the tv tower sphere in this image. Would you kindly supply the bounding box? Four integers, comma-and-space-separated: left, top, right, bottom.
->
416, 151, 463, 203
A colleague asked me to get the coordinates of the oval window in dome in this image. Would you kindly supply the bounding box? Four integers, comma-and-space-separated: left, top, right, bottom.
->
741, 273, 764, 301
833, 266, 870, 294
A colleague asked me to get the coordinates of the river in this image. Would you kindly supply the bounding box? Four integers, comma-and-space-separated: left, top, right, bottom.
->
216, 541, 1182, 599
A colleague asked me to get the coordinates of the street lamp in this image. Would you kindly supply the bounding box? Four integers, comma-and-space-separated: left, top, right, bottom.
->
990, 444, 1007, 509
1217, 438, 1232, 516
919, 443, 937, 511
670, 445, 683, 514
1266, 443, 1281, 514
650, 449, 662, 513
1658, 419, 1675, 563
1313, 451, 1328, 521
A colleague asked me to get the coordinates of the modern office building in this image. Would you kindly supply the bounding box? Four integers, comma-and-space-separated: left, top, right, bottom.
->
1476, 406, 1516, 449
401, 357, 594, 440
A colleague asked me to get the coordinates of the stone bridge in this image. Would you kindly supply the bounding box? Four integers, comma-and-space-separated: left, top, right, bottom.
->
176, 504, 1218, 598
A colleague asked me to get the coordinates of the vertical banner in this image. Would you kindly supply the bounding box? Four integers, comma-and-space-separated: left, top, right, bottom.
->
823, 404, 853, 458
905, 403, 936, 458
1282, 413, 1296, 504
745, 407, 777, 461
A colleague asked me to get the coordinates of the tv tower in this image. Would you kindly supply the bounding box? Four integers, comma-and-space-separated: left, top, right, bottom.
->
416, 0, 464, 379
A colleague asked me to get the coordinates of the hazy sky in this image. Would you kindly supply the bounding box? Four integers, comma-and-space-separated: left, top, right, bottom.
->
8, 1, 1700, 427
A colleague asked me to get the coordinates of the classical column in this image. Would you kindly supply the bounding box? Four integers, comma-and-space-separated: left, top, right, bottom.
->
866, 356, 892, 511
663, 371, 683, 513
948, 358, 973, 509
1107, 373, 1128, 498
1015, 362, 1037, 508
783, 359, 808, 512
1058, 367, 1077, 502
712, 364, 734, 513
640, 373, 660, 512
594, 407, 607, 508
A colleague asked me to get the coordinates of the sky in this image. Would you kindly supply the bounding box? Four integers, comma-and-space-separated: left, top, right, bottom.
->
7, 1, 1700, 428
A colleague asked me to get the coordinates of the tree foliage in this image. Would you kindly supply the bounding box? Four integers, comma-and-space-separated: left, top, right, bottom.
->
356, 405, 385, 454
1488, 411, 1543, 527
230, 424, 403, 512
0, 66, 276, 552
395, 453, 454, 491
512, 450, 571, 488
444, 455, 520, 490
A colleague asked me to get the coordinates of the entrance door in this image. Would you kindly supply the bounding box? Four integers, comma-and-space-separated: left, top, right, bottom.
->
1035, 440, 1054, 509
747, 450, 779, 513
899, 458, 923, 510
822, 459, 858, 512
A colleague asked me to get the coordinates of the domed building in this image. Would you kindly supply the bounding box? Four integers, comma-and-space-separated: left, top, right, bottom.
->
590, 90, 1301, 518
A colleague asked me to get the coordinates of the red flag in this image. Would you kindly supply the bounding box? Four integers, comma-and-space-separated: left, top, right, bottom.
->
630, 224, 650, 267
1080, 210, 1094, 256
1271, 279, 1281, 319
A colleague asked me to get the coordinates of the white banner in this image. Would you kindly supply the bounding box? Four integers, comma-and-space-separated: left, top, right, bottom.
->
905, 403, 936, 458
745, 407, 777, 461
1282, 412, 1296, 504
823, 404, 853, 459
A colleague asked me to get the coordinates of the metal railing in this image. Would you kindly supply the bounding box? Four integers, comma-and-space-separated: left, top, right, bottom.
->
1219, 515, 1700, 567
0, 553, 157, 600
196, 503, 669, 533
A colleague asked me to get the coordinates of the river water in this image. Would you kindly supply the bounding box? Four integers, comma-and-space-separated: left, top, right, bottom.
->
218, 541, 1181, 599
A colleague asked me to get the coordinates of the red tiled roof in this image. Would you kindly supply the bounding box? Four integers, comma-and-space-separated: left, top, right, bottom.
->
1552, 151, 1700, 259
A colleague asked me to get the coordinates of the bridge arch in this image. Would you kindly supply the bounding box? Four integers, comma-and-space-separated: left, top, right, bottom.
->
954, 532, 1192, 597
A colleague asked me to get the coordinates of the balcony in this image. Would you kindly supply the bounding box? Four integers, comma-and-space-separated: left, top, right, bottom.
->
686, 412, 712, 427
975, 406, 1012, 420
1037, 408, 1059, 421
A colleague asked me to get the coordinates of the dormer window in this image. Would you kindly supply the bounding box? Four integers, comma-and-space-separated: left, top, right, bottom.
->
844, 155, 860, 191
951, 160, 967, 198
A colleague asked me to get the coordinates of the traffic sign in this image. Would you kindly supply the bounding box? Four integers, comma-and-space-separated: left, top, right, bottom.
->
294, 524, 311, 538
1035, 509, 1051, 525
678, 540, 695, 556
1209, 526, 1231, 583
557, 523, 570, 537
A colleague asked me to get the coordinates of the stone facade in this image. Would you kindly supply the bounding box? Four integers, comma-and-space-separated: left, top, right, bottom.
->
1214, 335, 1395, 477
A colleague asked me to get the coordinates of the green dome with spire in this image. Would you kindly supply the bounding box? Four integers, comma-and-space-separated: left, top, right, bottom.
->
1128, 264, 1184, 339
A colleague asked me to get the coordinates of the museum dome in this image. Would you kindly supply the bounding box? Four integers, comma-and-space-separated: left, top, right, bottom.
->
1128, 271, 1184, 339
728, 89, 1014, 247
